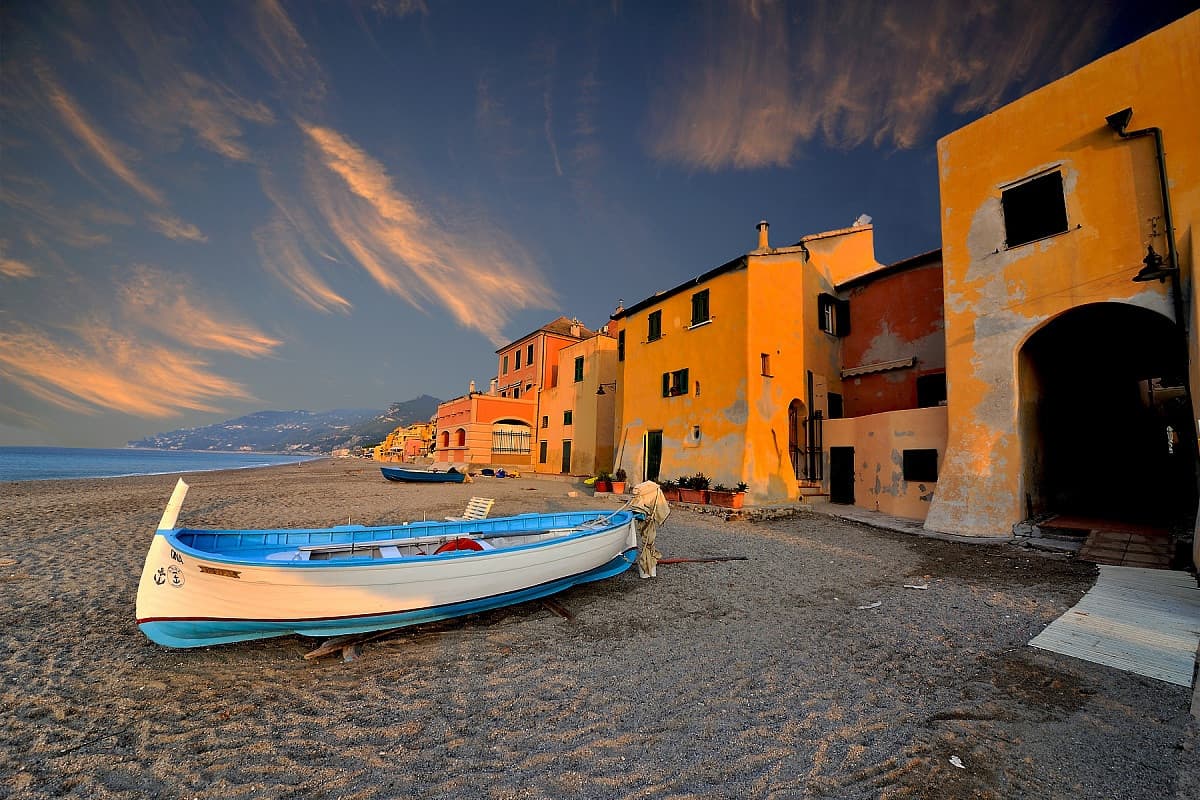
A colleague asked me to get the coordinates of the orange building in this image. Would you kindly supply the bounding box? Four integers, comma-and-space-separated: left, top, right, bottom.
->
433, 317, 598, 469
535, 331, 618, 476
374, 421, 434, 462
925, 11, 1200, 554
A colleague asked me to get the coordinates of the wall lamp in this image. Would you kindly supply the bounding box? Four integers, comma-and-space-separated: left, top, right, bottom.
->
596, 382, 617, 396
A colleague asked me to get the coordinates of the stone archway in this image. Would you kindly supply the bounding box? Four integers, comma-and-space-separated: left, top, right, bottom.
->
1018, 302, 1196, 527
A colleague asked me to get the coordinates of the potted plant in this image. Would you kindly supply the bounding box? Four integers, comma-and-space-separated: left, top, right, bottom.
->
593, 472, 612, 493
660, 477, 680, 501
708, 481, 747, 509
611, 468, 627, 494
678, 472, 710, 504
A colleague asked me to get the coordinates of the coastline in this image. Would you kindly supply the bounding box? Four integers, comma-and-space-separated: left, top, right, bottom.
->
2, 459, 1195, 798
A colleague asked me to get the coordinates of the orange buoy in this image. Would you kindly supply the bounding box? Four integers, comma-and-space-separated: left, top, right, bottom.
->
434, 537, 484, 554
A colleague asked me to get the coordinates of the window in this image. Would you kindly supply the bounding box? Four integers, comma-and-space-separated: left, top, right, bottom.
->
563, 410, 573, 425
903, 449, 939, 482
817, 294, 850, 337
502, 355, 509, 374
513, 386, 520, 399
515, 349, 522, 369
550, 364, 558, 388
691, 289, 710, 326
917, 372, 947, 408
527, 343, 534, 367
648, 310, 662, 342
617, 330, 625, 361
455, 429, 466, 447
661, 368, 689, 397
539, 440, 548, 464
574, 355, 584, 382
541, 415, 549, 428
1002, 170, 1068, 248
828, 392, 844, 419
760, 353, 772, 376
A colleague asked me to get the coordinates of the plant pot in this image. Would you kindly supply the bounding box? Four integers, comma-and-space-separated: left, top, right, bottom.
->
593, 480, 612, 493
663, 488, 680, 501
677, 488, 708, 504
707, 490, 745, 509
610, 481, 627, 494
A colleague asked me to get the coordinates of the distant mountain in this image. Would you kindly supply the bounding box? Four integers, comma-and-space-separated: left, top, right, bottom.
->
128, 395, 442, 453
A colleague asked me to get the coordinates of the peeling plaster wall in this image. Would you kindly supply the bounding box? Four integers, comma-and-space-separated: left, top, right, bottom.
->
928, 12, 1200, 539
824, 406, 948, 520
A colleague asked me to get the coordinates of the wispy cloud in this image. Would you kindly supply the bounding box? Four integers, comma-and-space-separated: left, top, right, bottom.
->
254, 211, 353, 314
37, 65, 166, 205
147, 213, 208, 243
0, 322, 255, 417
648, 0, 1111, 170
118, 266, 283, 358
246, 0, 327, 106
0, 242, 35, 279
301, 122, 553, 344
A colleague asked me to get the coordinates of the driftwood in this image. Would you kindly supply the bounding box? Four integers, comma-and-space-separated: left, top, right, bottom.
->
540, 598, 576, 621
303, 626, 405, 661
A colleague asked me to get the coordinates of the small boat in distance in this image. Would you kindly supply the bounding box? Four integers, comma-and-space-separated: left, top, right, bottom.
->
380, 466, 466, 483
136, 479, 638, 648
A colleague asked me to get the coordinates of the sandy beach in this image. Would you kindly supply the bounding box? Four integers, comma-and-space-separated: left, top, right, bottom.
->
1, 458, 1196, 799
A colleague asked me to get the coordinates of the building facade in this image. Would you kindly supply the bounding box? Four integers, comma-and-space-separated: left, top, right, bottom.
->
535, 331, 618, 476
925, 11, 1200, 549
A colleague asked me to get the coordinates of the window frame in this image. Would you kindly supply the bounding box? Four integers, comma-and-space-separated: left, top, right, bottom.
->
817, 293, 850, 337
647, 310, 662, 342
690, 289, 710, 327
563, 409, 573, 426
902, 449, 939, 483
1001, 169, 1069, 249
661, 368, 690, 397
573, 355, 585, 382
617, 330, 625, 361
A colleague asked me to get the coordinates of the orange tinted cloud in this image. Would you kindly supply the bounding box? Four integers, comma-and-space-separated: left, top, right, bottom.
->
147, 213, 208, 242
119, 266, 283, 358
301, 123, 553, 344
0, 242, 35, 278
254, 213, 353, 314
649, 0, 1109, 169
0, 323, 254, 417
37, 67, 166, 205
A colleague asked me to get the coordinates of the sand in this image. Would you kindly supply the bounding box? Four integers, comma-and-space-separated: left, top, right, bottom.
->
1, 458, 1196, 799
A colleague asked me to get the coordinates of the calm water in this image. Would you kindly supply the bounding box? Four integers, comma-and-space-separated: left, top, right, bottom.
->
0, 447, 319, 482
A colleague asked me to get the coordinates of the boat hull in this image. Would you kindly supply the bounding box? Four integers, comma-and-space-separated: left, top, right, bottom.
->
136, 511, 637, 648
380, 466, 466, 483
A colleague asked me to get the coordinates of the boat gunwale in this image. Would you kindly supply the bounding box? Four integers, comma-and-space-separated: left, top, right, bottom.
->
158, 510, 636, 569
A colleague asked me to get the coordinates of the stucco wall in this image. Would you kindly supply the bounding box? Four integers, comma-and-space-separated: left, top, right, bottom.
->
928, 12, 1200, 538
824, 406, 948, 521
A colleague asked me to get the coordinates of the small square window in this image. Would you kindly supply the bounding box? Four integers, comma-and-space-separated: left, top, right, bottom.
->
917, 372, 947, 408
691, 289, 710, 326
574, 355, 584, 382
1002, 171, 1068, 248
760, 353, 771, 376
563, 410, 573, 425
648, 310, 662, 342
903, 449, 939, 482
541, 415, 549, 428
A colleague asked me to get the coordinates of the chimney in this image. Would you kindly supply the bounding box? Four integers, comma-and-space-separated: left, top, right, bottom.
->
489, 378, 498, 395
469, 380, 476, 394
756, 220, 769, 250
570, 318, 581, 338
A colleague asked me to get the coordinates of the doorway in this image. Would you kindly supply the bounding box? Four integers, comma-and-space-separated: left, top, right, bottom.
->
644, 430, 662, 481
560, 440, 572, 474
830, 447, 855, 504
1018, 302, 1196, 527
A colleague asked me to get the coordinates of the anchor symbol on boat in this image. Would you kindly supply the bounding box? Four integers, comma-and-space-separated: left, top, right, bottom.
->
153, 567, 167, 585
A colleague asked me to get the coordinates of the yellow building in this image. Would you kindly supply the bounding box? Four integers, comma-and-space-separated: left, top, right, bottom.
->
535, 331, 618, 476
926, 11, 1200, 552
373, 421, 433, 462
611, 221, 886, 504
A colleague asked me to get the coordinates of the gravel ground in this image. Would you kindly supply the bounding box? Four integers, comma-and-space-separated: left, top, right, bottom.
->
1, 459, 1196, 799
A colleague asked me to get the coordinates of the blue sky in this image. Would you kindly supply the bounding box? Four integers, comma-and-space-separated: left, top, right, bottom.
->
1, 0, 1193, 447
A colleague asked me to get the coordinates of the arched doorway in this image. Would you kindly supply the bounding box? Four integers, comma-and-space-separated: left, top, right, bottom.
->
1018, 302, 1196, 527
788, 399, 806, 479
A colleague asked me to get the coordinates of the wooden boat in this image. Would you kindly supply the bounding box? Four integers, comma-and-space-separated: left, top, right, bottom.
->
380, 466, 466, 483
136, 480, 638, 648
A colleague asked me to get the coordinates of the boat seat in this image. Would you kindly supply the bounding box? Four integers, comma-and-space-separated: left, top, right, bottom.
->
446, 497, 495, 522
266, 549, 312, 561
379, 546, 402, 559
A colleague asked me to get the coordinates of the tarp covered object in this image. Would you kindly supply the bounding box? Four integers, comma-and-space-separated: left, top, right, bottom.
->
630, 480, 670, 578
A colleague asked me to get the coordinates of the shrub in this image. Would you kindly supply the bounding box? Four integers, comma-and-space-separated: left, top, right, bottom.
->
735, 481, 749, 493
688, 472, 710, 490
614, 468, 627, 482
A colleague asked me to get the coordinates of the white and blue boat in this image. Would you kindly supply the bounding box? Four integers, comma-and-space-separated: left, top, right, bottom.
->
136, 480, 638, 648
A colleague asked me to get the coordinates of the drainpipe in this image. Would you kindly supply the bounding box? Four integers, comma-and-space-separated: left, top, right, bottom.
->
1105, 107, 1186, 339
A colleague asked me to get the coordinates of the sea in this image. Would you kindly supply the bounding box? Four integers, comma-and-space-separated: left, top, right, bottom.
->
0, 446, 320, 483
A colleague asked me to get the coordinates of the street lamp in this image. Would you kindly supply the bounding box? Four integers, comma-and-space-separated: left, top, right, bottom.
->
596, 382, 617, 396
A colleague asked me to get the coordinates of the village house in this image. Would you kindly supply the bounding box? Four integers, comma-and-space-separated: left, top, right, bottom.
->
924, 11, 1200, 562
373, 420, 434, 463
610, 219, 945, 505
534, 328, 619, 477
